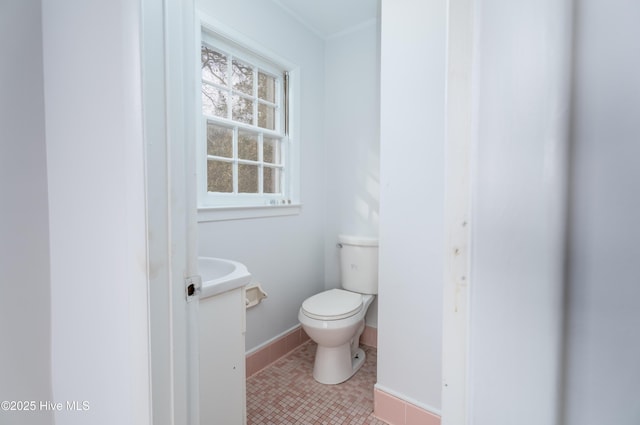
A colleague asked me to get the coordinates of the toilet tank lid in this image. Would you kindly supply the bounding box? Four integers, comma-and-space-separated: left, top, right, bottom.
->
302, 289, 363, 320
338, 234, 378, 247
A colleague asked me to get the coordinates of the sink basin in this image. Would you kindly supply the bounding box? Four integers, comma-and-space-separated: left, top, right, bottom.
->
198, 257, 251, 299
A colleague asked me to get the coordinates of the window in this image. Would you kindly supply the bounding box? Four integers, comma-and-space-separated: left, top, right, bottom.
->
198, 27, 298, 220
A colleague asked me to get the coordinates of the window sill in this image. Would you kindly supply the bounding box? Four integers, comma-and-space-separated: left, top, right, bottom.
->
197, 203, 302, 222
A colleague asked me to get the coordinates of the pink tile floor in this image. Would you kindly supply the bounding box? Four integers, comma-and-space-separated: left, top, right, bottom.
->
247, 341, 388, 425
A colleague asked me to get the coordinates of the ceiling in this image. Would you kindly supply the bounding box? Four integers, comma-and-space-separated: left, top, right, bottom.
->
271, 0, 379, 39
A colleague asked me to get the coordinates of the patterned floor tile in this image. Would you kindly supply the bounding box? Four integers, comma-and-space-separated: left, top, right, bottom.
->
247, 342, 388, 425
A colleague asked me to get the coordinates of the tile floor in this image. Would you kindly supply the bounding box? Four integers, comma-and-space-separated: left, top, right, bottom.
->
247, 341, 388, 425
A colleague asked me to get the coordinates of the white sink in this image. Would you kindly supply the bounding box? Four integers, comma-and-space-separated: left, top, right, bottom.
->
198, 257, 251, 299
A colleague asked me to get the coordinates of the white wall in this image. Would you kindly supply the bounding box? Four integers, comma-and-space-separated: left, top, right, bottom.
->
196, 0, 327, 352
468, 1, 572, 423
563, 1, 640, 423
41, 1, 151, 424
0, 2, 53, 424
378, 0, 446, 412
324, 21, 380, 327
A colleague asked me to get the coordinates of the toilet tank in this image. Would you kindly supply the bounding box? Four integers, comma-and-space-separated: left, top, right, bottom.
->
339, 235, 379, 295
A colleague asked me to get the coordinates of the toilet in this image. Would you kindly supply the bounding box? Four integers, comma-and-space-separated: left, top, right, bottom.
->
298, 235, 378, 385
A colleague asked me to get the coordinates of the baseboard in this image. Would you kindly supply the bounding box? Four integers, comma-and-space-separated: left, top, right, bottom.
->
245, 325, 310, 377
246, 325, 378, 378
374, 385, 441, 425
360, 324, 378, 348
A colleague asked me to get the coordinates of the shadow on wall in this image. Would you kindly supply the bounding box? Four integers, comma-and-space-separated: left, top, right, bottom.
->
353, 143, 380, 235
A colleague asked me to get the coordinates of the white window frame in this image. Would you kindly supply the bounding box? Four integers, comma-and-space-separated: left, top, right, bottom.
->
196, 14, 301, 222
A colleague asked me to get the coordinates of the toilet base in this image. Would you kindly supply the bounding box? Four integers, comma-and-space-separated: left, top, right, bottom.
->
313, 345, 366, 385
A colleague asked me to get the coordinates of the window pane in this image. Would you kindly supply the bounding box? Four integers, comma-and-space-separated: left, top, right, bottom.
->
200, 36, 290, 206
207, 123, 233, 157
202, 85, 228, 117
207, 160, 233, 193
263, 167, 281, 194
238, 164, 258, 193
258, 103, 276, 130
201, 46, 227, 86
258, 72, 276, 102
232, 59, 253, 96
238, 130, 258, 161
263, 137, 281, 164
232, 95, 254, 124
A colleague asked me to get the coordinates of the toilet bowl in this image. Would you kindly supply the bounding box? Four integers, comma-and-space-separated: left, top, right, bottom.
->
299, 289, 375, 384
298, 235, 378, 385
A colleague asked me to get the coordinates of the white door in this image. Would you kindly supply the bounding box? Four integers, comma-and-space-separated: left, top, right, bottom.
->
143, 0, 199, 424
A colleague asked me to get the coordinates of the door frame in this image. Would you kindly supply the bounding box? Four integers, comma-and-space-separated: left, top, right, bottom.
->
442, 0, 475, 423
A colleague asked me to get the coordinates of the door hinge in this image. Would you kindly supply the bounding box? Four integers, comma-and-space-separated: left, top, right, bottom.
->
185, 275, 202, 302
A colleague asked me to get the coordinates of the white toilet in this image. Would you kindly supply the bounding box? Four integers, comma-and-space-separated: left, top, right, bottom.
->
298, 235, 378, 385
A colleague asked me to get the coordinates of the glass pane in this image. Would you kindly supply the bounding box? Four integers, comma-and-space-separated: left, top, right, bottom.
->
207, 160, 233, 193
238, 164, 258, 193
202, 85, 228, 118
263, 167, 281, 194
232, 95, 254, 124
258, 72, 276, 102
238, 130, 258, 161
263, 137, 281, 164
258, 103, 276, 130
206, 123, 232, 157
232, 59, 253, 96
201, 46, 227, 86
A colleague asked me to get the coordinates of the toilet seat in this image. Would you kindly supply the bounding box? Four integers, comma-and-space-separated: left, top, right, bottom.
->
301, 289, 363, 320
